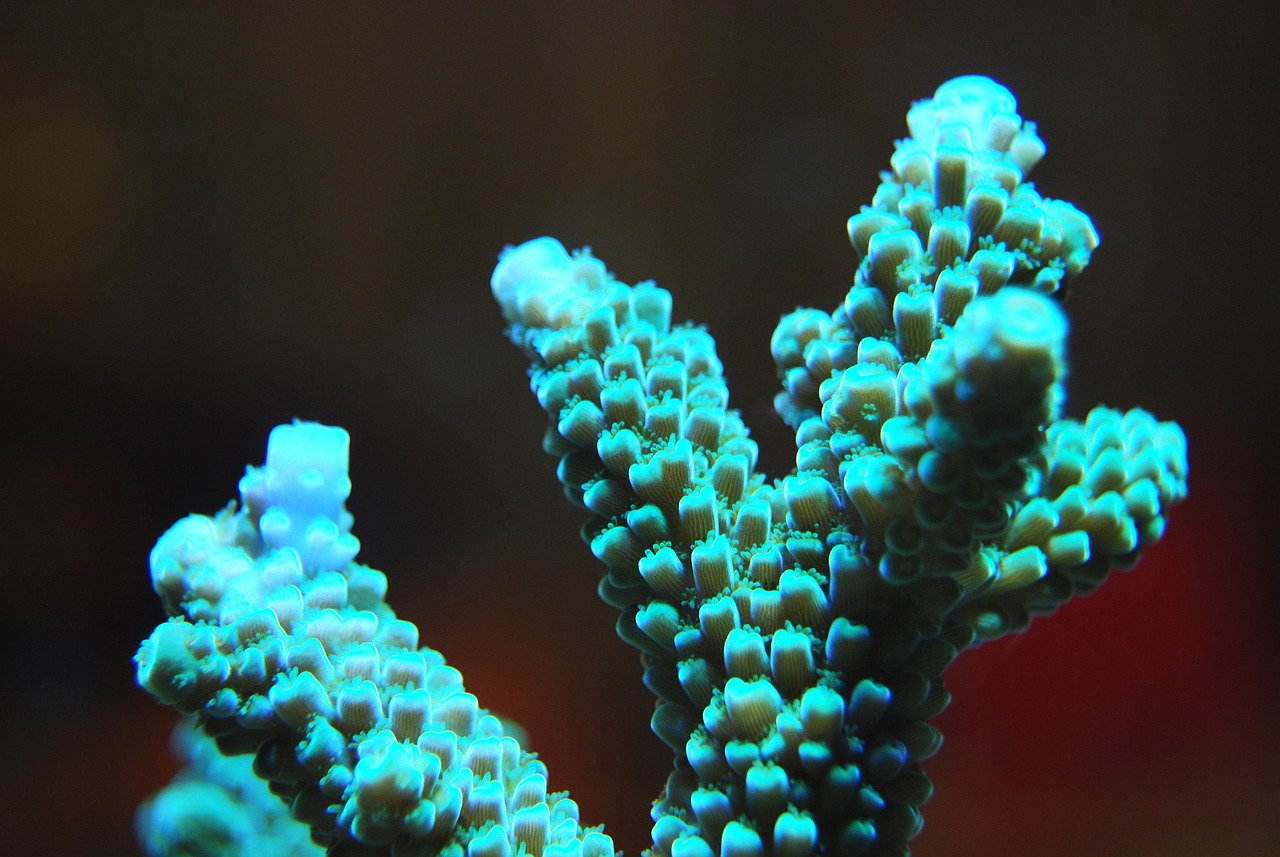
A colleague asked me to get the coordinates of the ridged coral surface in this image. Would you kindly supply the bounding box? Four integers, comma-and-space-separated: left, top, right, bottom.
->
492, 76, 1187, 857
136, 422, 614, 857
136, 75, 1187, 857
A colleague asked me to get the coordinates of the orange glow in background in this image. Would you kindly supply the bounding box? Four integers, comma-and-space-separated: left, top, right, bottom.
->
1, 4, 1275, 855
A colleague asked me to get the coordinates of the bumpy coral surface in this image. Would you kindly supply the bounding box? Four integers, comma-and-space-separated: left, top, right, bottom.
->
137, 718, 322, 857
136, 422, 614, 857
137, 76, 1187, 857
491, 76, 1187, 857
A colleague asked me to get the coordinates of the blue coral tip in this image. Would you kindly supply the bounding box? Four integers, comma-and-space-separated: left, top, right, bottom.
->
491, 236, 570, 302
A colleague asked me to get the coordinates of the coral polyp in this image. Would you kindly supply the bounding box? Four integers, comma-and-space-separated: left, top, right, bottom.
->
492, 75, 1186, 855
136, 76, 1186, 857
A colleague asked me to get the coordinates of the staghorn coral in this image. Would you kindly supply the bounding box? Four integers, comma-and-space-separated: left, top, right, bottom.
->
136, 422, 614, 857
490, 76, 1187, 856
136, 76, 1187, 857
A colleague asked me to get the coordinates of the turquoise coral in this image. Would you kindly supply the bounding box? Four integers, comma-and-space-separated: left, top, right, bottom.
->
136, 422, 614, 857
136, 76, 1188, 857
137, 718, 321, 857
490, 75, 1187, 855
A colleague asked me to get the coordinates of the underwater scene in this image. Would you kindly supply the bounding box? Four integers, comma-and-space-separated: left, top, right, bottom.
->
1, 4, 1275, 856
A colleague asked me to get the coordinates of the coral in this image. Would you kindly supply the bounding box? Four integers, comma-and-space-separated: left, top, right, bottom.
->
136, 76, 1187, 857
137, 718, 322, 857
136, 422, 613, 857
490, 76, 1187, 855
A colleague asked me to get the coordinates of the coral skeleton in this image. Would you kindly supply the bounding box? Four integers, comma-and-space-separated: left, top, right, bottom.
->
136, 77, 1188, 857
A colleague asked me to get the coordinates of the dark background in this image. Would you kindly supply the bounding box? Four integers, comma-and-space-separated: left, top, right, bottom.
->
2, 2, 1276, 856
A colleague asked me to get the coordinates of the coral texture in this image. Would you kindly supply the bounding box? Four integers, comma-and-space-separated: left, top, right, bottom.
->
137, 718, 321, 857
136, 422, 613, 857
137, 76, 1187, 857
490, 76, 1187, 856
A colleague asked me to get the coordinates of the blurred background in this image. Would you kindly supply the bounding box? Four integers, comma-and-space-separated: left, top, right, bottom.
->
1, 2, 1276, 855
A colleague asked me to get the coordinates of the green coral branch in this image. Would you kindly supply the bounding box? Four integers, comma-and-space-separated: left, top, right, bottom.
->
136, 423, 615, 857
134, 74, 1188, 857
492, 76, 1187, 857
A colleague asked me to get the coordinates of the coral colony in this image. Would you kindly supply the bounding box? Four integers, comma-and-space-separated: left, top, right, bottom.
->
135, 77, 1188, 857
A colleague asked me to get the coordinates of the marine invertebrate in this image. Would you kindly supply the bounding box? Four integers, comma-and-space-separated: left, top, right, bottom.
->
137, 718, 321, 857
136, 422, 614, 857
136, 76, 1187, 857
490, 75, 1187, 855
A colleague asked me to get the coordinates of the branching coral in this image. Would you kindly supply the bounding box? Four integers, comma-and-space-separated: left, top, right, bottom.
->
136, 423, 613, 857
490, 76, 1187, 856
136, 76, 1187, 857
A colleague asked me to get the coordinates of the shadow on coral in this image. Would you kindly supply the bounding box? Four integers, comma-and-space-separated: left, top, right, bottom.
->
1, 2, 1276, 855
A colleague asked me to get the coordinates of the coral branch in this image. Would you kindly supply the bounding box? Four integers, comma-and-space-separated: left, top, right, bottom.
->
136, 422, 613, 857
493, 76, 1187, 857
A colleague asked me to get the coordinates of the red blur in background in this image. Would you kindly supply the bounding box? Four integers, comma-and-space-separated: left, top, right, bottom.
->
1, 3, 1276, 856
